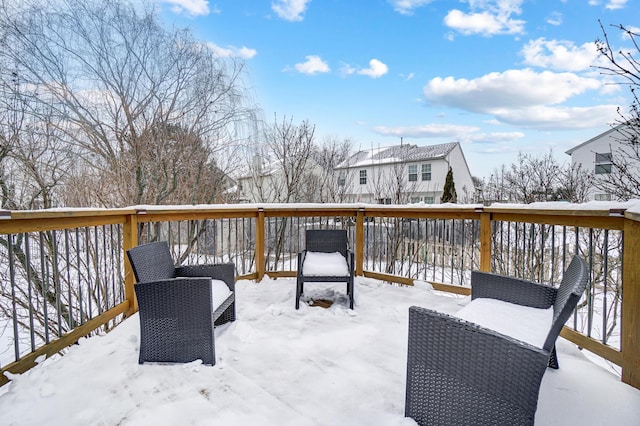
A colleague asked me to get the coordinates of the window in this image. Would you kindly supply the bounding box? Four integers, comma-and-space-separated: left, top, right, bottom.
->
338, 171, 346, 186
359, 169, 367, 185
410, 196, 421, 204
408, 165, 418, 181
424, 196, 434, 204
595, 153, 612, 174
421, 164, 432, 181
595, 193, 612, 201
377, 198, 392, 205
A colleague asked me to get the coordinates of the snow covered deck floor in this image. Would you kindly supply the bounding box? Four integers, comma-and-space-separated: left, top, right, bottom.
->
1, 277, 639, 425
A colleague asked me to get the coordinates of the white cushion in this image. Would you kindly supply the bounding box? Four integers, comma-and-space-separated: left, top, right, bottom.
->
454, 298, 553, 349
302, 251, 349, 276
212, 279, 232, 311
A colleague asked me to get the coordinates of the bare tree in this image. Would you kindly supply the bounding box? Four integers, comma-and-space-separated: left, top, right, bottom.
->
505, 151, 560, 203
248, 115, 317, 268
482, 165, 511, 204
265, 115, 317, 203
592, 22, 640, 200
481, 150, 591, 204
312, 135, 353, 203
0, 0, 256, 208
557, 163, 593, 203
0, 0, 258, 351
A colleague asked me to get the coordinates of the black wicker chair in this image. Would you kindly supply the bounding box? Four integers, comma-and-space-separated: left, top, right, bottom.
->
405, 255, 588, 426
126, 241, 236, 365
295, 229, 355, 309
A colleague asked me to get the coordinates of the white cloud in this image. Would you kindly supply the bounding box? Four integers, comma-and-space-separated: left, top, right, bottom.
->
463, 131, 526, 144
545, 11, 562, 26
293, 55, 330, 75
390, 0, 434, 15
521, 38, 599, 72
589, 0, 629, 8
272, 0, 311, 22
373, 123, 481, 138
373, 123, 525, 144
421, 68, 619, 129
490, 105, 620, 129
444, 10, 523, 36
605, 0, 628, 9
339, 64, 357, 76
424, 69, 601, 112
357, 59, 389, 78
444, 0, 526, 36
159, 0, 210, 17
208, 43, 257, 59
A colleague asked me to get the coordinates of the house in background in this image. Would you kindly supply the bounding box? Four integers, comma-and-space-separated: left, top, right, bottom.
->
566, 123, 639, 201
236, 156, 327, 203
335, 142, 475, 204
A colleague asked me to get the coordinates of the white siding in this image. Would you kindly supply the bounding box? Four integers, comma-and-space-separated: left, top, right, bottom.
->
567, 126, 637, 201
338, 143, 476, 204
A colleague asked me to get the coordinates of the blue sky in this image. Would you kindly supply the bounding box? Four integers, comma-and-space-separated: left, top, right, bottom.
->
157, 0, 637, 179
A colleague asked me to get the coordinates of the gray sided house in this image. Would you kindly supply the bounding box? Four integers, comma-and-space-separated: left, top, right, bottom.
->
335, 142, 475, 204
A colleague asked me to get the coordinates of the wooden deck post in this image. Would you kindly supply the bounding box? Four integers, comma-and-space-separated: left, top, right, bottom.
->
123, 212, 138, 317
479, 211, 492, 272
622, 214, 640, 390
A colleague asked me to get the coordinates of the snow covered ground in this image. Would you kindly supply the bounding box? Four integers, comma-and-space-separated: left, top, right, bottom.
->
1, 276, 639, 425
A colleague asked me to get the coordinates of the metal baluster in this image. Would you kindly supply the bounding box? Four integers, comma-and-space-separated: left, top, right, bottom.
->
39, 232, 50, 343
25, 233, 36, 351
8, 234, 20, 361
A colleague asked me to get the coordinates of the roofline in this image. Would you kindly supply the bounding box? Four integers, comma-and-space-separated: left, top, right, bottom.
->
450, 141, 475, 181
335, 142, 457, 169
565, 123, 626, 155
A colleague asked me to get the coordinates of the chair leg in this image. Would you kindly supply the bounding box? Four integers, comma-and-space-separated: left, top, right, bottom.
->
296, 277, 302, 309
548, 345, 559, 369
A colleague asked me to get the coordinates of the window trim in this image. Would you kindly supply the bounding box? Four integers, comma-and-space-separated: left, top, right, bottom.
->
595, 152, 612, 175
421, 163, 432, 181
359, 169, 367, 185
338, 170, 346, 186
408, 165, 418, 182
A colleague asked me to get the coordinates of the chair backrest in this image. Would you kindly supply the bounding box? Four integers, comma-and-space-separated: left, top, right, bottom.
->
305, 229, 348, 258
543, 255, 589, 351
127, 241, 177, 283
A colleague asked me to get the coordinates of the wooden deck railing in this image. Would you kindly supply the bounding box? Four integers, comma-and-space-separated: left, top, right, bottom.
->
0, 203, 638, 391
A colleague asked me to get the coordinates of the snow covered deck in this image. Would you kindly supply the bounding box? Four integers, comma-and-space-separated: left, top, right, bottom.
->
1, 277, 639, 425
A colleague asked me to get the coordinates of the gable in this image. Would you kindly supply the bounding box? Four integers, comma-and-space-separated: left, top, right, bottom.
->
566, 123, 634, 155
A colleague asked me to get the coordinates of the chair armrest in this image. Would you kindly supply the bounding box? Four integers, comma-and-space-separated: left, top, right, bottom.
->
405, 306, 549, 425
297, 250, 307, 273
471, 271, 557, 309
176, 263, 235, 291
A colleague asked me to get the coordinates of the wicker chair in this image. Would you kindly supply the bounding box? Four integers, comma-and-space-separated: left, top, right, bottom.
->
296, 229, 355, 309
405, 255, 588, 426
126, 241, 236, 365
